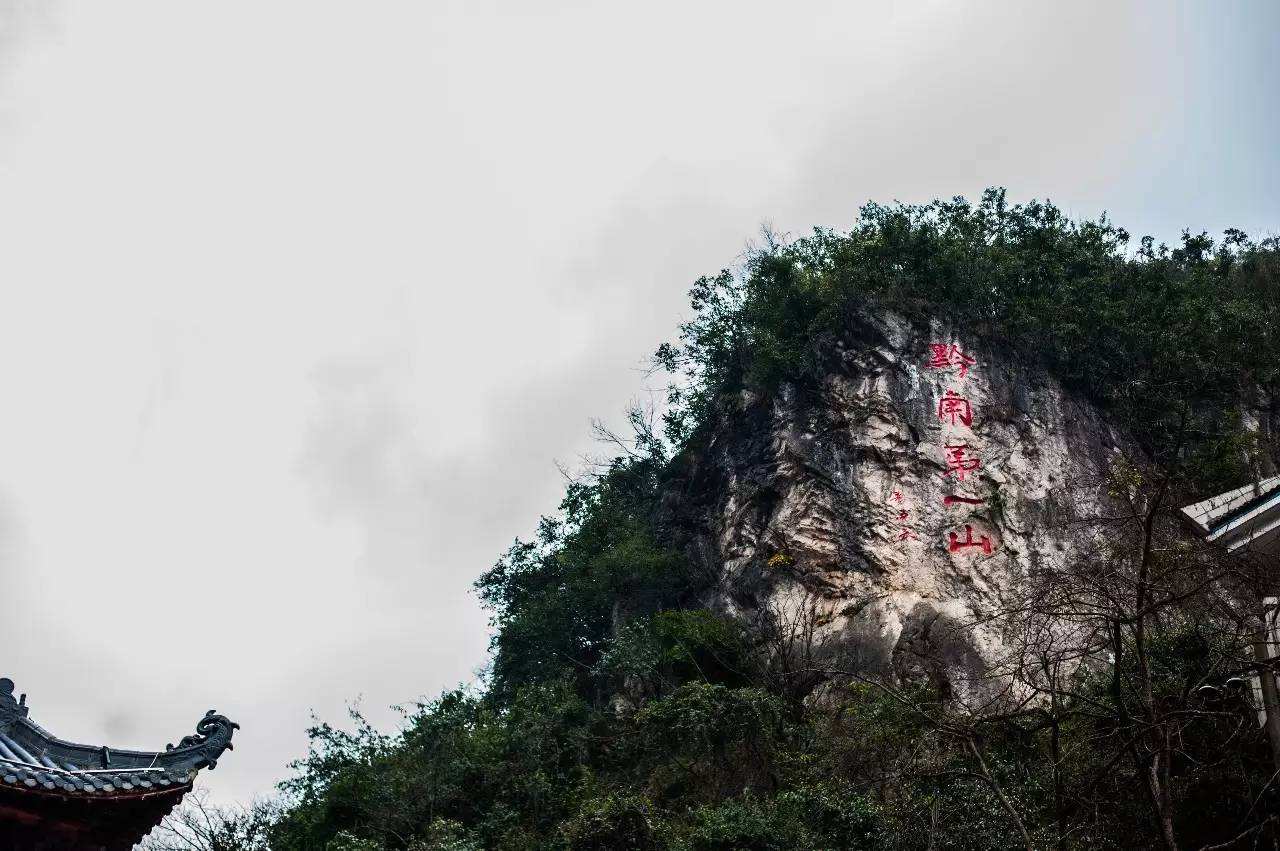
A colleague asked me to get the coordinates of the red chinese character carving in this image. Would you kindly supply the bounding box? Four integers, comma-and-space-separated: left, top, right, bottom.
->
941, 442, 981, 481
927, 343, 977, 378
937, 390, 973, 427
891, 490, 904, 504
897, 528, 920, 542
948, 524, 994, 555
943, 494, 985, 506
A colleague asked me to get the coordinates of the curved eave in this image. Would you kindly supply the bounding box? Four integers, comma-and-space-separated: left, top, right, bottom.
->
0, 765, 194, 800
0, 680, 238, 805
2, 714, 215, 773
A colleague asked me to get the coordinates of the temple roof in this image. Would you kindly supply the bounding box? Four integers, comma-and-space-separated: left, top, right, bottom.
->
0, 676, 238, 800
1181, 474, 1280, 557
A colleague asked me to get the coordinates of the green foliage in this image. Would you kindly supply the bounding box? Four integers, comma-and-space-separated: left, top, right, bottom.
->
597, 610, 752, 694
679, 795, 815, 851
559, 794, 657, 850
627, 684, 788, 802
270, 683, 593, 850
476, 446, 696, 701
674, 786, 882, 850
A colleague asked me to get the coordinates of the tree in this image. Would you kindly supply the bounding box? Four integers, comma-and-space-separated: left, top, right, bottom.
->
141, 789, 277, 851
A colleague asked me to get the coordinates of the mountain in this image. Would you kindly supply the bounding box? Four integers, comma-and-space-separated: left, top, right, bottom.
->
659, 309, 1136, 708
182, 191, 1280, 851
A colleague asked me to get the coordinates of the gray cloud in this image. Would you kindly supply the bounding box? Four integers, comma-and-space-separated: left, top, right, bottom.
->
0, 487, 23, 651
0, 0, 1275, 808
302, 355, 433, 577
0, 0, 59, 135
0, 1, 56, 68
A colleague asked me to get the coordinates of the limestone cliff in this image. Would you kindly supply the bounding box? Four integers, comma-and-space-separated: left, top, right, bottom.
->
664, 310, 1138, 700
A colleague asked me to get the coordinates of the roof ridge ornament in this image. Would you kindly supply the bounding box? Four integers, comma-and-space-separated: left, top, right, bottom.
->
165, 709, 240, 770
0, 678, 28, 718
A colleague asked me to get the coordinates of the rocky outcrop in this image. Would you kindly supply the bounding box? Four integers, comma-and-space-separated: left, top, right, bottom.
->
665, 311, 1138, 702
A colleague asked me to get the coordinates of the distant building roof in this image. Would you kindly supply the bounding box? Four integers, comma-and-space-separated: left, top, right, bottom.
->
1181, 474, 1280, 556
0, 677, 238, 851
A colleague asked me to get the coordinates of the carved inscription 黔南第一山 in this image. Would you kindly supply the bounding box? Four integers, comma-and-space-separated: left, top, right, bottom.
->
926, 343, 995, 557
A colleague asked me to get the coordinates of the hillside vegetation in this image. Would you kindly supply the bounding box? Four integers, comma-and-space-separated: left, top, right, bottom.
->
163, 191, 1280, 850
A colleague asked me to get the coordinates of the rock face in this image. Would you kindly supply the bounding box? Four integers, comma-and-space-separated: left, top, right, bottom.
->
665, 311, 1136, 701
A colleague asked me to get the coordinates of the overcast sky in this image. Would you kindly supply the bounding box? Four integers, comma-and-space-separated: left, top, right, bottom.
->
0, 1, 1276, 806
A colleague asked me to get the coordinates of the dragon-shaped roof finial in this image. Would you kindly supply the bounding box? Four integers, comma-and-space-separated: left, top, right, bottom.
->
165, 709, 240, 770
